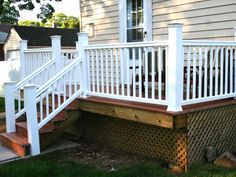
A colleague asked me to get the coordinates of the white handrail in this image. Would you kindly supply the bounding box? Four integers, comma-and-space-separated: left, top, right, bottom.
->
84, 40, 169, 49
183, 40, 236, 46
24, 48, 52, 53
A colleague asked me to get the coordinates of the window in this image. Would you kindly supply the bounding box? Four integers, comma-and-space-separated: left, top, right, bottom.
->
127, 0, 144, 42
119, 0, 152, 42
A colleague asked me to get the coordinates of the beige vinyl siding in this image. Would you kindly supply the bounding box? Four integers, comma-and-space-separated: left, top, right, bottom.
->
81, 0, 236, 43
81, 0, 119, 44
153, 0, 236, 40
4, 29, 21, 51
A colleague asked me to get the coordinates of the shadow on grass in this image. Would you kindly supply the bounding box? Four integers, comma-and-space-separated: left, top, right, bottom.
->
0, 150, 235, 177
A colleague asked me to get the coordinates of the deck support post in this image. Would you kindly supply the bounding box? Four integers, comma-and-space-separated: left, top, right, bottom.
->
51, 35, 62, 73
78, 32, 89, 97
19, 40, 28, 79
4, 81, 16, 133
167, 23, 184, 112
24, 85, 40, 156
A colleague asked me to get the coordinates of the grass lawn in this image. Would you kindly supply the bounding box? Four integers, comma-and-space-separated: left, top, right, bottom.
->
0, 150, 235, 177
0, 97, 24, 113
0, 97, 5, 112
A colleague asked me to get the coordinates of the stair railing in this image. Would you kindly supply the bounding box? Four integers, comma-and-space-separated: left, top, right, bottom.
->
15, 59, 56, 119
23, 56, 83, 155
4, 59, 56, 133
36, 57, 83, 129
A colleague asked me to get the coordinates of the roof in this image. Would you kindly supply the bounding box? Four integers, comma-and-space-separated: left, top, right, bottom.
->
12, 26, 79, 47
0, 24, 12, 43
0, 24, 11, 33
0, 32, 8, 43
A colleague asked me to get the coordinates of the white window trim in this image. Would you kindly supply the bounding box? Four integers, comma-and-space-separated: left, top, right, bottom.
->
119, 0, 152, 43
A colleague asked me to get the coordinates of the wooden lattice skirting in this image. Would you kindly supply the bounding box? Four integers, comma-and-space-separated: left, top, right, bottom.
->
66, 103, 236, 169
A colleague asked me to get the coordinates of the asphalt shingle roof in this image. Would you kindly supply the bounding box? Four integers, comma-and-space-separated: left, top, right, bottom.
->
13, 26, 79, 47
0, 24, 11, 33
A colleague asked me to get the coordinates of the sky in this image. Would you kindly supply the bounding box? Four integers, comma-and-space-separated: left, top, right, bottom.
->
19, 0, 80, 21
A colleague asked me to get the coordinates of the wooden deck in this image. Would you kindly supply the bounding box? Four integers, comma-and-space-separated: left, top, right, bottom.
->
77, 95, 236, 129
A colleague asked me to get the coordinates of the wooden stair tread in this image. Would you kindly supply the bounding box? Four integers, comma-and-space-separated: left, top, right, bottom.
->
37, 111, 66, 122
16, 121, 54, 135
0, 132, 29, 146
0, 132, 30, 157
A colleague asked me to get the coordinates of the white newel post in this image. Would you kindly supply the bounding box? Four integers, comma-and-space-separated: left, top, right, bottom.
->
24, 85, 40, 156
51, 35, 62, 73
4, 82, 16, 133
167, 23, 184, 112
20, 40, 28, 79
78, 32, 89, 97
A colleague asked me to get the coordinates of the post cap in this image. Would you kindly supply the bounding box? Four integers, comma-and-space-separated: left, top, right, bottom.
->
168, 23, 183, 28
50, 35, 62, 39
77, 32, 89, 37
24, 84, 36, 89
19, 40, 28, 44
4, 81, 16, 86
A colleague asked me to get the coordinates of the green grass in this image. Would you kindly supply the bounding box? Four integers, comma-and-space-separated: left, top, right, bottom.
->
0, 151, 235, 177
0, 97, 24, 113
0, 97, 5, 112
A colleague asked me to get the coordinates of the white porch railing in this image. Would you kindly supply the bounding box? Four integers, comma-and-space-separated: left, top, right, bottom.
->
61, 50, 78, 66
24, 48, 53, 76
182, 41, 236, 105
84, 41, 168, 105
5, 25, 236, 156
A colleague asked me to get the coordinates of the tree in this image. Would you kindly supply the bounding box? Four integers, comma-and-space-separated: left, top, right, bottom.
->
0, 1, 19, 24
18, 20, 42, 27
44, 13, 80, 29
0, 0, 62, 24
18, 13, 80, 30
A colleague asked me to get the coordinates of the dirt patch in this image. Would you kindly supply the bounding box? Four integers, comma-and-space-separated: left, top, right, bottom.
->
65, 138, 163, 171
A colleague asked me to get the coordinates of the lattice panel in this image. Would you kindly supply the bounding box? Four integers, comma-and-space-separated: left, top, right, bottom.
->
69, 113, 187, 168
187, 104, 236, 167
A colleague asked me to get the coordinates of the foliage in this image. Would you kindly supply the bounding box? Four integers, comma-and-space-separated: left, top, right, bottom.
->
0, 1, 20, 24
18, 20, 42, 27
19, 13, 80, 29
0, 97, 5, 112
0, 150, 235, 177
0, 0, 62, 24
0, 97, 23, 112
44, 13, 80, 29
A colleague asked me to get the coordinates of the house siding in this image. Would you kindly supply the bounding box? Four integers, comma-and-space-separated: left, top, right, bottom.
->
81, 0, 120, 44
81, 0, 236, 43
4, 29, 21, 51
152, 0, 236, 40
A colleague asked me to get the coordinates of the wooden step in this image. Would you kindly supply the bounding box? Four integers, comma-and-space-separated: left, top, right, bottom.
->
0, 133, 30, 157
37, 109, 67, 123
16, 121, 54, 137
41, 110, 82, 149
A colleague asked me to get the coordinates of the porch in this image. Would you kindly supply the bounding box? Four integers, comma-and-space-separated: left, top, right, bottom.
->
2, 23, 236, 169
